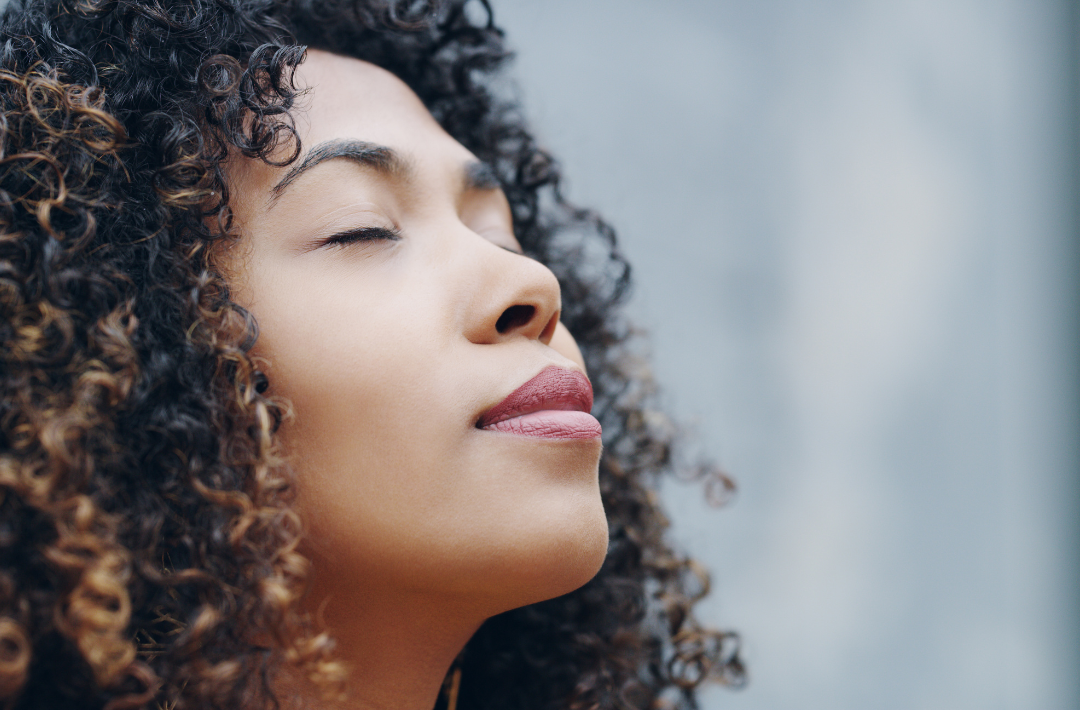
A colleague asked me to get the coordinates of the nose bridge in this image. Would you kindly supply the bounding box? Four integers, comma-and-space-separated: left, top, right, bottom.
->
449, 227, 561, 345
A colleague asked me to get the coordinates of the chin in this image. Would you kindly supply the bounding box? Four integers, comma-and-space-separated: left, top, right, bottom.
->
550, 505, 610, 598
491, 490, 610, 613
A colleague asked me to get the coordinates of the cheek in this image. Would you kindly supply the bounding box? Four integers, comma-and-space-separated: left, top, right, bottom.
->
252, 269, 464, 480
254, 285, 474, 578
243, 272, 463, 537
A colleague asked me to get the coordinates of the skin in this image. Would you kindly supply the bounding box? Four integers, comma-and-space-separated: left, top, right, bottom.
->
222, 50, 609, 708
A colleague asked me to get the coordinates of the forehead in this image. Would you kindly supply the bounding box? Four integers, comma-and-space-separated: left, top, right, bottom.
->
292, 50, 448, 146
230, 50, 473, 196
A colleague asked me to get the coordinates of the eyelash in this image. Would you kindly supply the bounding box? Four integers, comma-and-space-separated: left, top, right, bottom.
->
322, 225, 402, 247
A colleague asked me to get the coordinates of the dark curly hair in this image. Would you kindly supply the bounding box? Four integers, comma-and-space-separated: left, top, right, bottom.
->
0, 0, 744, 707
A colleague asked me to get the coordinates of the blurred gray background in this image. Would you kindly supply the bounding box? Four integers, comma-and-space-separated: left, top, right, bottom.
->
497, 0, 1080, 708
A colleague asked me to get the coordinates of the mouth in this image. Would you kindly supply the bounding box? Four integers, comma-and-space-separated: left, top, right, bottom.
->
478, 366, 602, 440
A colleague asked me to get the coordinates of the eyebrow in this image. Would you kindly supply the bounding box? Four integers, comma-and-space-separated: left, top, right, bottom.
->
269, 138, 502, 203
270, 139, 407, 202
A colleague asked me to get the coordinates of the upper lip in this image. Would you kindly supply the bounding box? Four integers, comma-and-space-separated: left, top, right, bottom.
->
478, 365, 594, 428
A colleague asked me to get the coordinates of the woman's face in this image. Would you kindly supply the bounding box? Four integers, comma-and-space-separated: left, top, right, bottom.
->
224, 50, 608, 615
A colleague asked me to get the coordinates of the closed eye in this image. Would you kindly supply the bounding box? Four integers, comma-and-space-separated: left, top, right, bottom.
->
320, 225, 402, 249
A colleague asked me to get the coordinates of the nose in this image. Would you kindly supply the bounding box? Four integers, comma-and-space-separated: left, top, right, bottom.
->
460, 242, 562, 346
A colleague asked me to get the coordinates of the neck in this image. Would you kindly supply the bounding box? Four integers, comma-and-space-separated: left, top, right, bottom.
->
277, 588, 485, 709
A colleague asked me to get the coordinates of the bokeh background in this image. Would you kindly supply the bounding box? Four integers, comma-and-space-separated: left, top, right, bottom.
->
496, 0, 1080, 708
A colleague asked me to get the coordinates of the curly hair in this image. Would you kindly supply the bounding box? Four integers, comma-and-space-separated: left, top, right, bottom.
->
0, 0, 744, 707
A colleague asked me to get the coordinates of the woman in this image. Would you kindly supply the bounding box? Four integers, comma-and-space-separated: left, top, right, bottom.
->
0, 0, 742, 707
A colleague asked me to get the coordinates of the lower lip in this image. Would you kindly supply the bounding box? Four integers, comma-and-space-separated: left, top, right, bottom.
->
481, 410, 602, 440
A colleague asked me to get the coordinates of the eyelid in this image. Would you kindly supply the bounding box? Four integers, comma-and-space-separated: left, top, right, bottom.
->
471, 223, 522, 254
323, 225, 401, 247
460, 186, 514, 229
297, 224, 401, 253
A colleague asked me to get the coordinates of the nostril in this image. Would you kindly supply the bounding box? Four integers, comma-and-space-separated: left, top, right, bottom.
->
496, 304, 535, 334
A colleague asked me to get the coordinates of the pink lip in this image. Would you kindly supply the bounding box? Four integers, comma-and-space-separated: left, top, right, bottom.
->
478, 366, 602, 440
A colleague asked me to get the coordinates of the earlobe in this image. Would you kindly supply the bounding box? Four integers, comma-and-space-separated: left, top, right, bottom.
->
550, 321, 586, 372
